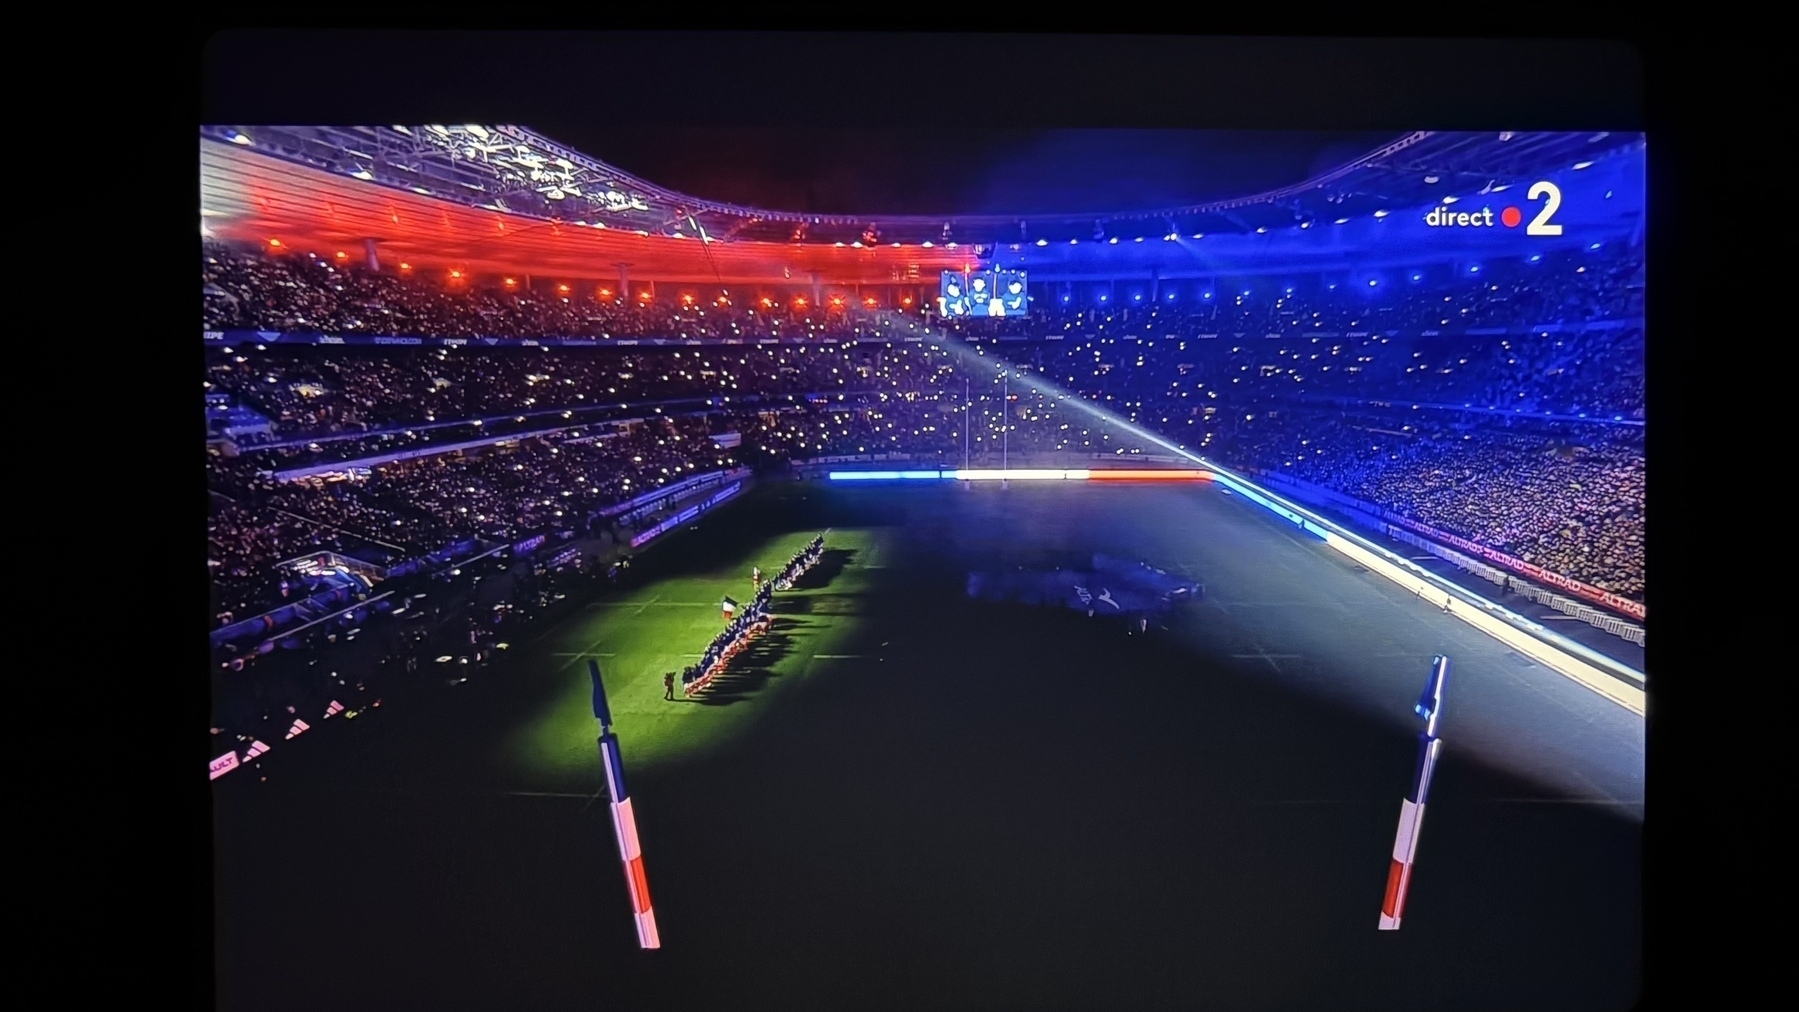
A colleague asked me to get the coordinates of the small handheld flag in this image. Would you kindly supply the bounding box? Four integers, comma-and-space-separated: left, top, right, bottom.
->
588, 660, 659, 949
721, 596, 737, 621
1380, 655, 1449, 931
588, 658, 614, 728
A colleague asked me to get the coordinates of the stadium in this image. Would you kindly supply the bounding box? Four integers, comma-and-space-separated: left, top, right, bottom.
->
204, 123, 1645, 1011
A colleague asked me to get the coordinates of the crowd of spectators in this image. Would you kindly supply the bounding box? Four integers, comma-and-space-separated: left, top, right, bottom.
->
204, 238, 1648, 633
1209, 409, 1645, 601
207, 415, 737, 620
204, 241, 912, 342
943, 248, 1643, 340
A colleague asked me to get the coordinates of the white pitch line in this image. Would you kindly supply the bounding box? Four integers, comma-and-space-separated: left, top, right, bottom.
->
507, 791, 601, 799
587, 600, 716, 608
813, 654, 867, 660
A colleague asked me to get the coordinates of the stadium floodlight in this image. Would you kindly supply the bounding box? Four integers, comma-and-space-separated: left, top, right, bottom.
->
1424, 175, 1439, 183
1573, 161, 1594, 170
1441, 196, 1458, 205
1334, 218, 1349, 225
1373, 210, 1389, 218
229, 131, 252, 145
351, 169, 373, 180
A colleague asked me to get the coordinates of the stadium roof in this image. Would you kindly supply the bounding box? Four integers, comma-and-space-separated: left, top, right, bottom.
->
201, 126, 1640, 282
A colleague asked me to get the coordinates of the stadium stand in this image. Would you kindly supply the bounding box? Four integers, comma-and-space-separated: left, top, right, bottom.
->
204, 236, 1645, 747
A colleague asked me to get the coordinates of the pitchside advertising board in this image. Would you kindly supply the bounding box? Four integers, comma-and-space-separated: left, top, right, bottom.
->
940, 268, 1028, 318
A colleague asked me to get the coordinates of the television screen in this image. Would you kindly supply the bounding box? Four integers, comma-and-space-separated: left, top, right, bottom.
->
941, 267, 1029, 317
204, 35, 1646, 1012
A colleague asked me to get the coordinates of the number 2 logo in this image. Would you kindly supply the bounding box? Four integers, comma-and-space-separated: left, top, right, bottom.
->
1527, 181, 1563, 236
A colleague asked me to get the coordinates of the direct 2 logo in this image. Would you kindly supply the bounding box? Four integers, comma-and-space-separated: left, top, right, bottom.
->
1422, 181, 1563, 235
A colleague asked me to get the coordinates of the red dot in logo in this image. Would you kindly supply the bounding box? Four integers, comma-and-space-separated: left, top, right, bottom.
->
1500, 206, 1522, 228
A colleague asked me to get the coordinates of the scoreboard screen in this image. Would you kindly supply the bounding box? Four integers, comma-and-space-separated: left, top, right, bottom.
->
939, 268, 1027, 318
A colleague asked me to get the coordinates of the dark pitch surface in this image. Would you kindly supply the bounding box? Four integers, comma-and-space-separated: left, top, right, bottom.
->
213, 481, 1641, 1012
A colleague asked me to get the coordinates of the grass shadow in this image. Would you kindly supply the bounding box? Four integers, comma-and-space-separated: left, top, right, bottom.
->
692, 632, 799, 705
786, 548, 858, 591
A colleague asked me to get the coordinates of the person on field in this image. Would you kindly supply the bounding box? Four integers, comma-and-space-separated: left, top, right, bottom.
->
663, 670, 676, 701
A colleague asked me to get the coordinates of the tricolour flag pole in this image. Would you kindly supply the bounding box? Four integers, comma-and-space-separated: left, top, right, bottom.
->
1379, 654, 1449, 931
590, 660, 660, 949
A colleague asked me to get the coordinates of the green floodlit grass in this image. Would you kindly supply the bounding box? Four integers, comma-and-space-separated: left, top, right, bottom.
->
508, 526, 888, 786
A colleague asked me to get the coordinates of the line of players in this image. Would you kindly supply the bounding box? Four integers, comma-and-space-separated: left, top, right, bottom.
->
674, 535, 827, 698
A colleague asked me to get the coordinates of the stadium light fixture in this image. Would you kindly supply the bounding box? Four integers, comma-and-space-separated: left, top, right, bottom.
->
1037, 239, 1048, 246
1441, 196, 1458, 205
267, 238, 282, 248
1424, 175, 1439, 183
1373, 210, 1389, 218
1334, 218, 1350, 225
1573, 161, 1594, 170
1108, 238, 1118, 244
921, 241, 933, 248
1255, 227, 1267, 234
